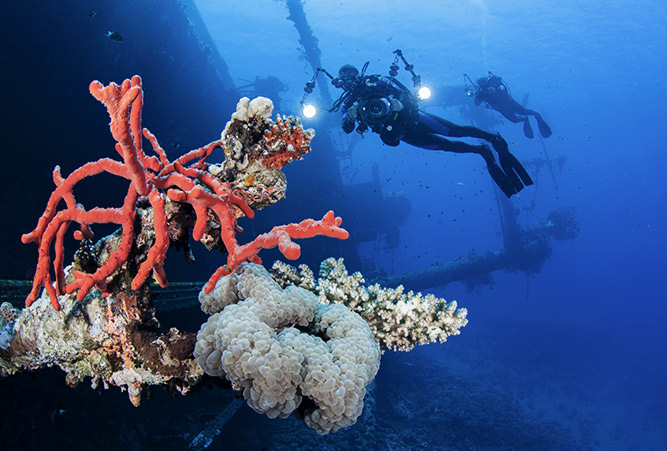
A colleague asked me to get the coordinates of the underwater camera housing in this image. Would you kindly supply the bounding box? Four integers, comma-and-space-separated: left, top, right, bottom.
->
360, 95, 392, 124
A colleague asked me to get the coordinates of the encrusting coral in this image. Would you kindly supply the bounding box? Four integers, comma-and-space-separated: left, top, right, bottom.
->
270, 258, 468, 352
1, 287, 200, 406
196, 262, 381, 434
215, 96, 314, 209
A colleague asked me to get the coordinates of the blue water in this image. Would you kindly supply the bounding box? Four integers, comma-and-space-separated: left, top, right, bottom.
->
1, 0, 666, 449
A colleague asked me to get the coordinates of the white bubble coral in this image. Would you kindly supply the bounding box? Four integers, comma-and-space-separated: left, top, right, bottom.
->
194, 262, 380, 434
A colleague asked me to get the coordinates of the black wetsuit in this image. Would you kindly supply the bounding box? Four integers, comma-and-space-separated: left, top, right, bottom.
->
475, 75, 552, 139
340, 74, 533, 197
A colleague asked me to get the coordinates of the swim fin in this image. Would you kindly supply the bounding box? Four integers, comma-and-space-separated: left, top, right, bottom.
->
536, 116, 552, 138
523, 120, 534, 139
498, 154, 525, 192
477, 142, 518, 197
498, 150, 534, 193
488, 133, 528, 192
487, 161, 517, 198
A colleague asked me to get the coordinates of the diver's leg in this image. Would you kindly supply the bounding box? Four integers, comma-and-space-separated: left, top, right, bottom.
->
440, 121, 497, 141
501, 110, 534, 138
419, 112, 498, 142
512, 103, 552, 138
418, 114, 532, 193
492, 103, 535, 138
433, 117, 516, 159
412, 113, 533, 195
508, 101, 535, 116
402, 133, 518, 197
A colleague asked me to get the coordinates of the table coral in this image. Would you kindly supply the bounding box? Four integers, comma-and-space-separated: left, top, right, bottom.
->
271, 258, 468, 351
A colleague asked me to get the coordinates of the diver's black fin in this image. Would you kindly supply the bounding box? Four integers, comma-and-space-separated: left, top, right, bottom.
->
536, 116, 552, 138
478, 142, 518, 197
488, 133, 526, 192
523, 120, 534, 139
498, 151, 534, 194
487, 162, 518, 198
513, 159, 534, 187
499, 156, 525, 192
505, 152, 534, 186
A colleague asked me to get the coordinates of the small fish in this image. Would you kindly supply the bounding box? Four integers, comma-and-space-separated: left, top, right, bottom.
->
88, 11, 97, 18
106, 31, 123, 43
456, 182, 465, 186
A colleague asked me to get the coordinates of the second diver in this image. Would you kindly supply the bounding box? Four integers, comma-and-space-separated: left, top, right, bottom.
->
470, 72, 552, 139
330, 63, 533, 198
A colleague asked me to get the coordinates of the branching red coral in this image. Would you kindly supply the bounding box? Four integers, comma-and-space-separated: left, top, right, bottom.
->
22, 76, 348, 310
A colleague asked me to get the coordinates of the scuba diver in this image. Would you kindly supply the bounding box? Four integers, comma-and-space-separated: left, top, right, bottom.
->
468, 72, 552, 139
320, 58, 533, 198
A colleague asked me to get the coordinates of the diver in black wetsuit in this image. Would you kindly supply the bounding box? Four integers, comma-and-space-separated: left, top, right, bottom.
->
333, 64, 533, 198
472, 72, 552, 139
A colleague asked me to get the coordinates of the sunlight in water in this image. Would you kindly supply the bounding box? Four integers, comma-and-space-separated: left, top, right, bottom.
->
469, 0, 490, 64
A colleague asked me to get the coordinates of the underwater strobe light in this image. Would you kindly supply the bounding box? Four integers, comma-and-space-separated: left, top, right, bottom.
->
417, 86, 431, 100
463, 73, 477, 98
392, 49, 432, 101
302, 103, 317, 118
299, 69, 336, 119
